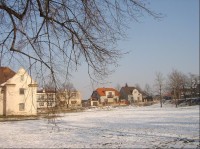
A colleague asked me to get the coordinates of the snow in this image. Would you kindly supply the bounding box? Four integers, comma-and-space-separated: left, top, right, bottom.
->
0, 104, 199, 148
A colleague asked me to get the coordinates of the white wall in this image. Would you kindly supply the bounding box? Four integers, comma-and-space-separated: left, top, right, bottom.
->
3, 68, 37, 116
132, 89, 142, 102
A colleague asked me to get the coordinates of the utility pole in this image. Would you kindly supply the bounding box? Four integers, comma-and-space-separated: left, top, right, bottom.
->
160, 84, 162, 108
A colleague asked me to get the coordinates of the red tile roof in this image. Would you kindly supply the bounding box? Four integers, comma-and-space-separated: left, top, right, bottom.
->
0, 67, 16, 85
96, 88, 120, 96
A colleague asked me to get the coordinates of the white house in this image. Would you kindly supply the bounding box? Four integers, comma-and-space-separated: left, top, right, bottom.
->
90, 88, 120, 106
37, 89, 57, 109
120, 84, 143, 103
0, 67, 37, 116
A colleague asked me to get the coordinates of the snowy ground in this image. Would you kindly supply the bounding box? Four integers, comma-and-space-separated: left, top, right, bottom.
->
0, 104, 199, 148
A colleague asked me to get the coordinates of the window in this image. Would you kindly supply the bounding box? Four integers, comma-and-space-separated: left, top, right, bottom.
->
19, 88, 25, 95
47, 102, 52, 106
107, 92, 113, 98
93, 102, 98, 106
71, 93, 76, 98
19, 103, 25, 111
104, 99, 108, 103
41, 95, 45, 100
38, 95, 44, 101
47, 94, 53, 100
71, 101, 77, 104
39, 102, 44, 106
1, 88, 4, 94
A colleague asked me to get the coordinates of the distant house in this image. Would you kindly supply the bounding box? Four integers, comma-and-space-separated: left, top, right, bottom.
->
143, 96, 153, 102
82, 100, 89, 107
58, 91, 82, 108
90, 88, 120, 106
88, 97, 99, 106
120, 84, 143, 103
37, 89, 57, 109
142, 92, 153, 102
162, 93, 172, 100
0, 67, 37, 116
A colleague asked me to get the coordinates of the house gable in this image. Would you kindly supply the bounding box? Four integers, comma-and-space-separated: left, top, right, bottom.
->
120, 84, 143, 102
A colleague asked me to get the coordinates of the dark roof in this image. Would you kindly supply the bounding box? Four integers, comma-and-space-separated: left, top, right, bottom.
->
0, 67, 16, 85
121, 86, 137, 95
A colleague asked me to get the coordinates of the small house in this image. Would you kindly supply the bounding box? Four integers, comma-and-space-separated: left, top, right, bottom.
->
91, 88, 120, 106
120, 84, 143, 103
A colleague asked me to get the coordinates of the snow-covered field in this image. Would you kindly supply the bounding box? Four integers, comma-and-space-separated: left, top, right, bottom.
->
0, 104, 199, 148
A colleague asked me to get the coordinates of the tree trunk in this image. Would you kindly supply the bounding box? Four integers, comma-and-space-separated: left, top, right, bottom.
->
160, 85, 162, 108
160, 98, 162, 108
175, 98, 178, 108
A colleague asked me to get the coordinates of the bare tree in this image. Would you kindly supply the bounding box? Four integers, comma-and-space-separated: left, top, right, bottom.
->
144, 83, 152, 96
58, 82, 76, 109
0, 0, 161, 86
154, 72, 165, 108
188, 73, 199, 98
180, 73, 190, 100
167, 69, 185, 107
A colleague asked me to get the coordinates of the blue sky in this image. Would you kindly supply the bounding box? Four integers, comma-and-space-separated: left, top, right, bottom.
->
70, 0, 199, 99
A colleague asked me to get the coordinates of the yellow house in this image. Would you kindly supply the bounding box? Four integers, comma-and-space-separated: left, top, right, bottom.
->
0, 67, 37, 116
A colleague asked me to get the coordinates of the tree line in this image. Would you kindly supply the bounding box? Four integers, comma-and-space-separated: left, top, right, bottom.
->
147, 69, 199, 107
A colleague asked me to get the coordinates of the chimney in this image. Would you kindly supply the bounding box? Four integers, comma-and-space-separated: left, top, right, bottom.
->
125, 83, 128, 87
